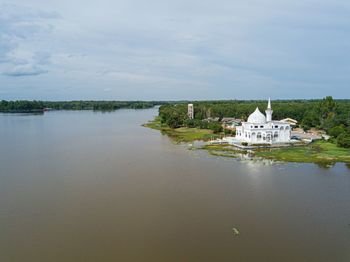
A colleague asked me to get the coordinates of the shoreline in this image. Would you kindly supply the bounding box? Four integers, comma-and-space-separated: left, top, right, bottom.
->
144, 117, 350, 166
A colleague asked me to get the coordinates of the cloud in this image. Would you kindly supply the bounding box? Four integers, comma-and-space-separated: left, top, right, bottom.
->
3, 64, 48, 77
1, 0, 350, 99
0, 3, 59, 77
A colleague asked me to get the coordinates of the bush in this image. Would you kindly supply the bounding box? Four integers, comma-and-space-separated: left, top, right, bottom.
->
208, 122, 223, 133
184, 119, 196, 128
337, 133, 350, 148
327, 125, 347, 138
224, 129, 235, 136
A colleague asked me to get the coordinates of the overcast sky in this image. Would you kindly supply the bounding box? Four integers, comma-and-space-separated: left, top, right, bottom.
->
0, 0, 349, 100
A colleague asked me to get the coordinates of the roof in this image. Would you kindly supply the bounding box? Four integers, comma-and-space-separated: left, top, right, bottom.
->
221, 118, 243, 123
280, 118, 298, 124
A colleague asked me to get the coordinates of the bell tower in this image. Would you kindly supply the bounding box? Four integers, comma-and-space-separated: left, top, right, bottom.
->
188, 104, 194, 119
265, 98, 273, 122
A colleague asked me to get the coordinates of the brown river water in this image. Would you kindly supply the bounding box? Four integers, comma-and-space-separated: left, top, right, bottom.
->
0, 108, 349, 262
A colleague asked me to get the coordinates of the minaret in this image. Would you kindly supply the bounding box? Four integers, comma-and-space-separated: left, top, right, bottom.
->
265, 98, 273, 122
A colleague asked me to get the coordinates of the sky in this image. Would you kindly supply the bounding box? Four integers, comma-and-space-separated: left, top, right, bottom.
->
0, 0, 349, 100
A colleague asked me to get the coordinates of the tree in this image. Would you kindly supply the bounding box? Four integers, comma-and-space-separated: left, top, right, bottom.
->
328, 125, 347, 138
318, 96, 338, 119
208, 122, 223, 133
337, 133, 350, 148
301, 110, 320, 130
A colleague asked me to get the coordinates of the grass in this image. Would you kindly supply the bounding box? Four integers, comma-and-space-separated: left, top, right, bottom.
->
143, 117, 220, 143
201, 141, 350, 165
255, 141, 350, 164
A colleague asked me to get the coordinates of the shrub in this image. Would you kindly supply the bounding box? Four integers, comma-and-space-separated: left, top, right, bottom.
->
328, 125, 347, 138
208, 122, 223, 133
184, 119, 196, 128
337, 133, 350, 148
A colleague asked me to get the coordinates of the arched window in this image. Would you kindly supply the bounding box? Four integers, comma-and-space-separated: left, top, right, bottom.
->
286, 126, 290, 130
280, 126, 284, 130
274, 132, 278, 138
257, 132, 262, 139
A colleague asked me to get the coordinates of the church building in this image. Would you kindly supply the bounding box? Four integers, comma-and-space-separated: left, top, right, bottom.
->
235, 99, 291, 144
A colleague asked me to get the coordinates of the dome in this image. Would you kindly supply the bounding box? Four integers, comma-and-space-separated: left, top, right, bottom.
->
247, 107, 266, 124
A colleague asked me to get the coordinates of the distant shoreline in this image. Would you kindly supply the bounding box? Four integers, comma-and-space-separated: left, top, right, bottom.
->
0, 101, 165, 113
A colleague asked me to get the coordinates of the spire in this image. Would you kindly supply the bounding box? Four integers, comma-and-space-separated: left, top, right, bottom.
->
267, 97, 271, 109
265, 98, 273, 122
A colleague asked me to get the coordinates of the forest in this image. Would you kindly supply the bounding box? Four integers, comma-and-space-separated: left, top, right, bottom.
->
0, 100, 165, 112
158, 97, 350, 148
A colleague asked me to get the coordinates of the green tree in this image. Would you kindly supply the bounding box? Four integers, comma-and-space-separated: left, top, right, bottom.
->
337, 133, 350, 148
328, 125, 347, 138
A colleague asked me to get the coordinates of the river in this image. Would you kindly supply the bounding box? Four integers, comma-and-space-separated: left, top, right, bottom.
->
0, 108, 349, 262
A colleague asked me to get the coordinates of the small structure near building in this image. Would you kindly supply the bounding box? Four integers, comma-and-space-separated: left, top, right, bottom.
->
234, 98, 291, 145
222, 118, 243, 130
188, 104, 194, 119
280, 118, 298, 126
203, 117, 220, 123
291, 128, 324, 142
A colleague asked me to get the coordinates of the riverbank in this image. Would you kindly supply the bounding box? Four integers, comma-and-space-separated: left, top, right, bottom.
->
143, 117, 220, 143
203, 141, 350, 165
144, 118, 350, 165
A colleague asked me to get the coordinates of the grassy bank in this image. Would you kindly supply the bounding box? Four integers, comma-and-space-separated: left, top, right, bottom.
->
254, 141, 350, 164
143, 117, 220, 143
144, 118, 350, 165
203, 141, 350, 165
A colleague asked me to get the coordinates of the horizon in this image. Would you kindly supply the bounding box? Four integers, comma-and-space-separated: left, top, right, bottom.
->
2, 96, 350, 102
1, 1, 350, 100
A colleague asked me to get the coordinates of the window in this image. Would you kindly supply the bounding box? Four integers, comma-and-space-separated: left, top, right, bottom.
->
254, 126, 258, 128
275, 125, 278, 128
274, 132, 278, 138
257, 133, 262, 139
260, 126, 264, 128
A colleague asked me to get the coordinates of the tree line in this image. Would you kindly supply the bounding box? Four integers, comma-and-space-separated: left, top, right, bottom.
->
158, 97, 350, 148
0, 100, 167, 112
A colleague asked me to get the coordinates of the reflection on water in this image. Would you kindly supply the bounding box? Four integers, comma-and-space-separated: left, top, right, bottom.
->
0, 109, 349, 262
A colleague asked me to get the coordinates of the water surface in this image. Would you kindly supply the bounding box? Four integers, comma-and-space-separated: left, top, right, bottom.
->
0, 109, 349, 262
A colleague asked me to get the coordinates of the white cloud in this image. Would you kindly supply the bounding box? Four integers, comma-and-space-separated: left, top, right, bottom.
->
0, 3, 59, 77
3, 64, 48, 76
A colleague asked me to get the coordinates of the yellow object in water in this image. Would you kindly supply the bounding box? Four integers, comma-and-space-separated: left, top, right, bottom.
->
232, 227, 240, 236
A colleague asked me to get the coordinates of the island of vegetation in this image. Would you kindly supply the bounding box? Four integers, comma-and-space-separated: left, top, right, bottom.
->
144, 96, 350, 165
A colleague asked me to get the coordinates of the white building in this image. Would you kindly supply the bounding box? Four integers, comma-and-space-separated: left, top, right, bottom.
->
235, 99, 291, 144
188, 104, 194, 119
